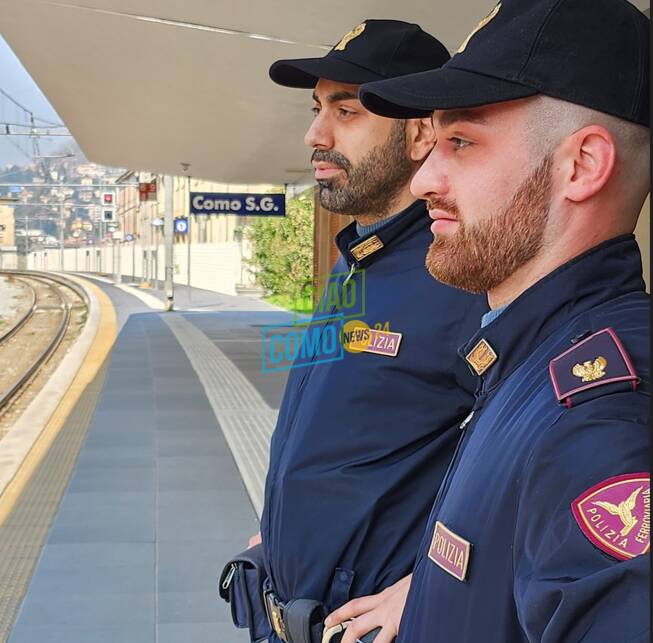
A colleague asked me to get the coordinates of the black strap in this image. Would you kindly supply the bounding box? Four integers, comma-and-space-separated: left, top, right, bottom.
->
284, 599, 326, 643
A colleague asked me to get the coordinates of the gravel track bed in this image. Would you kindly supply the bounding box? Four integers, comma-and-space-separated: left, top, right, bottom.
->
0, 275, 87, 441
0, 276, 31, 336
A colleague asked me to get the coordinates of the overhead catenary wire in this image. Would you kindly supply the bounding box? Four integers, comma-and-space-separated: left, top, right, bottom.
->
0, 89, 64, 127
0, 88, 70, 164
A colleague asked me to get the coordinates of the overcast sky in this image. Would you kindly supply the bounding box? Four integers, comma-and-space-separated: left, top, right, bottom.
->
0, 35, 65, 167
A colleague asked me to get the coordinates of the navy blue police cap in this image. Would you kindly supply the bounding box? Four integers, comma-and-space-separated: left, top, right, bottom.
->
269, 19, 450, 89
358, 0, 650, 127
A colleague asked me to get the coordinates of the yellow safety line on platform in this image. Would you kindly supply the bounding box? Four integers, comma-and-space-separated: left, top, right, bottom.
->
0, 278, 117, 526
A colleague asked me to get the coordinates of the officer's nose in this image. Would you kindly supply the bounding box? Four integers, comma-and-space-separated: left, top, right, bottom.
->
304, 113, 334, 150
410, 148, 449, 201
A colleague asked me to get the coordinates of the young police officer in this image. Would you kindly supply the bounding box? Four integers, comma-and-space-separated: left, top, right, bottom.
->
348, 0, 650, 641
248, 19, 487, 643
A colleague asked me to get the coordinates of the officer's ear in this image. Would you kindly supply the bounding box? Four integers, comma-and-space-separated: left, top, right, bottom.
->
558, 125, 617, 203
405, 118, 436, 162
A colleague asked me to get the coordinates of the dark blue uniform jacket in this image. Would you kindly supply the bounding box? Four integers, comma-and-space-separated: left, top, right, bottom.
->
261, 200, 487, 611
398, 235, 650, 643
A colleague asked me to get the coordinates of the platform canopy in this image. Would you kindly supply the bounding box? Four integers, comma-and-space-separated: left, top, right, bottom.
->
0, 0, 648, 185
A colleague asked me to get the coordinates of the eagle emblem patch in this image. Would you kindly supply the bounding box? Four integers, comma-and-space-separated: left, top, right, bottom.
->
572, 473, 650, 560
572, 356, 607, 382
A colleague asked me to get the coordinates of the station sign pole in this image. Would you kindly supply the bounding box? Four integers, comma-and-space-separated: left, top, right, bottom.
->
187, 184, 192, 303
163, 175, 174, 311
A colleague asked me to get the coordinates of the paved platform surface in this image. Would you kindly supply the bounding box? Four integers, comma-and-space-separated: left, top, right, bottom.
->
3, 280, 293, 643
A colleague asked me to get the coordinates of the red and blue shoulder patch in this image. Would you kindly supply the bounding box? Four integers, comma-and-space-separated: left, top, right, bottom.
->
549, 327, 638, 408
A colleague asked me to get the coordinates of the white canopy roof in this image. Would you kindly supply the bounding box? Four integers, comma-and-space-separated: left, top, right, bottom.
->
0, 0, 648, 185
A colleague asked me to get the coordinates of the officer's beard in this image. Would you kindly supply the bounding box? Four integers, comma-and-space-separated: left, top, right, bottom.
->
312, 121, 414, 218
425, 153, 553, 294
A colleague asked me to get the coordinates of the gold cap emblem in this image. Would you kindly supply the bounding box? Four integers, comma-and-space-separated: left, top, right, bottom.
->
457, 2, 502, 53
350, 235, 384, 261
572, 356, 607, 382
334, 22, 366, 51
466, 338, 497, 376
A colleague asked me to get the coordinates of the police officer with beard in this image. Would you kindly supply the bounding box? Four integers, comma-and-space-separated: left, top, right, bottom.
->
235, 19, 487, 643
348, 1, 650, 641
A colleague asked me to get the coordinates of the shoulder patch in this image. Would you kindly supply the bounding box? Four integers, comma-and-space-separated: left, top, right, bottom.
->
572, 473, 650, 560
549, 327, 638, 408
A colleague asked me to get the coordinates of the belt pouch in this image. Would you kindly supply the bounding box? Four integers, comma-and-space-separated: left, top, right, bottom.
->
219, 544, 272, 643
284, 598, 327, 643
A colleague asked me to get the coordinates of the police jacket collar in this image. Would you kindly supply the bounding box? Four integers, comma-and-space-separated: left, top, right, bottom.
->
335, 199, 427, 268
459, 234, 646, 391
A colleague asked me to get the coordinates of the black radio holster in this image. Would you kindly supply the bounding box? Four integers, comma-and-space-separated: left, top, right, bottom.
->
283, 598, 326, 643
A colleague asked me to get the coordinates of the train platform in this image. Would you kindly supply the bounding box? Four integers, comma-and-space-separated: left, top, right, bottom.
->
0, 275, 295, 643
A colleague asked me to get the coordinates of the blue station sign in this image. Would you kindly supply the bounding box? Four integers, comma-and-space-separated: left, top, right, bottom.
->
174, 218, 189, 234
189, 192, 285, 216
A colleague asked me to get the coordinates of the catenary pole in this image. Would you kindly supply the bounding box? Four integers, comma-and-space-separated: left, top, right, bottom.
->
182, 166, 192, 303
59, 197, 64, 271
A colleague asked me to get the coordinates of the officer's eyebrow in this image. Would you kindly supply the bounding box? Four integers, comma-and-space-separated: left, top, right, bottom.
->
436, 109, 489, 128
312, 90, 359, 104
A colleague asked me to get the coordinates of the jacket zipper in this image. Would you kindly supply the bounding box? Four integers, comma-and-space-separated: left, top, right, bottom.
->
429, 410, 476, 517
423, 388, 487, 538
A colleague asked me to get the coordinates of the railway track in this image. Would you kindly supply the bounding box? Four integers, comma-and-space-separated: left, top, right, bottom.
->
0, 277, 36, 345
0, 271, 88, 417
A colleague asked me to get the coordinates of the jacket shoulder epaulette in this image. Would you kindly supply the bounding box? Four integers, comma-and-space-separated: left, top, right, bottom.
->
549, 327, 638, 408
